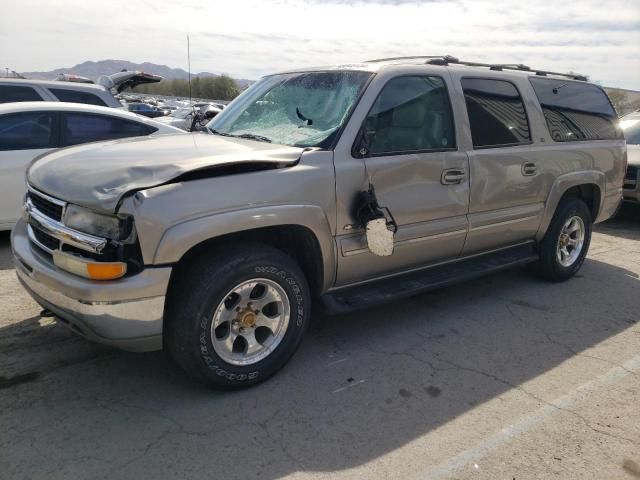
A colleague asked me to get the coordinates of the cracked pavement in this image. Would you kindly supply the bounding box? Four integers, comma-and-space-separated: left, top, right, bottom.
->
1, 205, 639, 480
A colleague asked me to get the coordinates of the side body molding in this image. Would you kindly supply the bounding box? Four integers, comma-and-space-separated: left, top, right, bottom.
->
535, 170, 605, 242
153, 204, 337, 291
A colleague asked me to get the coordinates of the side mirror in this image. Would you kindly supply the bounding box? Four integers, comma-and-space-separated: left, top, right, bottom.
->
204, 110, 218, 120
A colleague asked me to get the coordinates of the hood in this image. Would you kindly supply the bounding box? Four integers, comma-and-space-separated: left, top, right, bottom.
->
97, 71, 163, 93
627, 144, 640, 166
28, 134, 304, 212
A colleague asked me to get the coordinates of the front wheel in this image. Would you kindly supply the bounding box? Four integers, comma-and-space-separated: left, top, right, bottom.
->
537, 197, 592, 282
164, 244, 311, 389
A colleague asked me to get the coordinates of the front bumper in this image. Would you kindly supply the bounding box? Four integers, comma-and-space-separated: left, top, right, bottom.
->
12, 218, 172, 352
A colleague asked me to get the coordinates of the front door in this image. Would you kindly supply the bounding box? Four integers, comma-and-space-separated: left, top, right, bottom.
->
333, 73, 470, 286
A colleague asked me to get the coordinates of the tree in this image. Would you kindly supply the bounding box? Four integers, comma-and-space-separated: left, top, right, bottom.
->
125, 76, 242, 101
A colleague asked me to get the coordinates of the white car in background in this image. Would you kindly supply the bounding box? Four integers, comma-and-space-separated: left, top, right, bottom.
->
154, 106, 198, 130
0, 102, 184, 231
155, 104, 223, 131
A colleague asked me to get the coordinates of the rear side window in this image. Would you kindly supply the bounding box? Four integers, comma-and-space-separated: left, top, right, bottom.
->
362, 75, 456, 155
529, 78, 622, 142
462, 78, 531, 148
0, 112, 55, 150
0, 85, 44, 103
60, 113, 156, 146
49, 88, 108, 107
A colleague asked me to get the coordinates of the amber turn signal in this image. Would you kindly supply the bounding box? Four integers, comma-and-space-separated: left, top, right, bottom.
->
53, 251, 127, 280
86, 262, 127, 280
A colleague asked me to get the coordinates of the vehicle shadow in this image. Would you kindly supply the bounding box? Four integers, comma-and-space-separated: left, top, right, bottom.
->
595, 203, 640, 241
0, 231, 13, 270
1, 256, 638, 479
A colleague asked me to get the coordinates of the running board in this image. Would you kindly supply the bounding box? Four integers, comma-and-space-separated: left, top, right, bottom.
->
322, 244, 539, 314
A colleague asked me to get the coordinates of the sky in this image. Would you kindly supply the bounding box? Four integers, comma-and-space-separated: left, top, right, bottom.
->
2, 0, 640, 90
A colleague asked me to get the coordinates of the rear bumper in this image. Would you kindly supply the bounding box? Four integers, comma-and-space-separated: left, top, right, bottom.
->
12, 218, 171, 352
595, 187, 623, 223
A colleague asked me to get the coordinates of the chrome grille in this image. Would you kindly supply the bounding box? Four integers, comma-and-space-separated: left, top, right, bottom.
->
28, 190, 64, 222
29, 225, 60, 252
25, 188, 107, 256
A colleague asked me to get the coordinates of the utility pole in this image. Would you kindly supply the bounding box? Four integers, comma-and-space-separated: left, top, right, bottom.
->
187, 35, 192, 102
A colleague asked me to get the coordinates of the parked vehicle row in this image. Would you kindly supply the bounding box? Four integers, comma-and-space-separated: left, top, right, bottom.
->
0, 72, 225, 128
11, 56, 626, 390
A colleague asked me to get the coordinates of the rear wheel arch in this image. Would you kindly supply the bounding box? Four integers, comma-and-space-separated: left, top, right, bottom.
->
559, 184, 601, 220
536, 173, 604, 241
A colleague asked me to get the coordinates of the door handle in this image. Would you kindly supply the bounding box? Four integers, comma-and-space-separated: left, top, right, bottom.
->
441, 169, 466, 185
522, 162, 538, 176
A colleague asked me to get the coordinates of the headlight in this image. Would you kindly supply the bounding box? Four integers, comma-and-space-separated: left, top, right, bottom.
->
63, 204, 131, 240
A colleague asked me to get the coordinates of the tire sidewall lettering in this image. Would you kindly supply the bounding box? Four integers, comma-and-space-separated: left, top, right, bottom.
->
195, 263, 305, 383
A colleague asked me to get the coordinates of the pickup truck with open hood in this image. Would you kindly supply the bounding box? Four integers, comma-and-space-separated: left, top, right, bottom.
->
13, 56, 625, 389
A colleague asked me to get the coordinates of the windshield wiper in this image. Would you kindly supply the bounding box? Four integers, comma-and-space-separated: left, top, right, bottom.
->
235, 133, 272, 143
209, 128, 234, 137
209, 128, 272, 143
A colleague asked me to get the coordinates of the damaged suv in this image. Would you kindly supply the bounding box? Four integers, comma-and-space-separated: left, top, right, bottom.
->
13, 56, 625, 389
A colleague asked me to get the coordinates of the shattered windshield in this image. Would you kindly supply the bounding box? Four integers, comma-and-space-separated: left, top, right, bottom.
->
207, 70, 372, 148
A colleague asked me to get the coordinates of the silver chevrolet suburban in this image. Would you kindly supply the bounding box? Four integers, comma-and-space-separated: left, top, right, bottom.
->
12, 56, 626, 389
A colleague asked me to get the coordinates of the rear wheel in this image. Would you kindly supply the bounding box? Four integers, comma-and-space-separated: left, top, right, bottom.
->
164, 244, 311, 389
537, 197, 592, 281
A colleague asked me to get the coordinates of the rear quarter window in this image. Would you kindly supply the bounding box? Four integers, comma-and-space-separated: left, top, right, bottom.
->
0, 85, 44, 103
60, 113, 157, 146
529, 78, 622, 142
49, 88, 108, 107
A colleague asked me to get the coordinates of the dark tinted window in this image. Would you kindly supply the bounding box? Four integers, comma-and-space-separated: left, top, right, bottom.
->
462, 78, 531, 148
50, 88, 108, 107
0, 85, 44, 103
0, 112, 54, 150
363, 76, 455, 155
61, 113, 156, 146
529, 78, 622, 142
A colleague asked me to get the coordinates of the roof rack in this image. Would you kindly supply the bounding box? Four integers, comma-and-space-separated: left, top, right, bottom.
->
364, 55, 588, 81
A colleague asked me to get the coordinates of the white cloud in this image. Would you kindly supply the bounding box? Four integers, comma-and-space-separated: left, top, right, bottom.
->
1, 0, 639, 89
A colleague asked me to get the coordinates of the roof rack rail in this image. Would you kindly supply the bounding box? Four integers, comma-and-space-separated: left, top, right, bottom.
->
364, 55, 588, 81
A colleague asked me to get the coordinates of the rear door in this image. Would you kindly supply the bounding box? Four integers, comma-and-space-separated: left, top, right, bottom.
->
0, 111, 57, 226
456, 76, 545, 254
334, 72, 470, 285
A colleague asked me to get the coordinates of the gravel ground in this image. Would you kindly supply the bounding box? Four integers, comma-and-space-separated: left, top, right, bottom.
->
1, 205, 639, 480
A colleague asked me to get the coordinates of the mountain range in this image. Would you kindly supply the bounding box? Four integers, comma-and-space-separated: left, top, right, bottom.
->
21, 60, 253, 88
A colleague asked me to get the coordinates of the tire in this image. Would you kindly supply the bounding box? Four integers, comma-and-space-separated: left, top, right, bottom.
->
164, 243, 311, 390
537, 197, 592, 282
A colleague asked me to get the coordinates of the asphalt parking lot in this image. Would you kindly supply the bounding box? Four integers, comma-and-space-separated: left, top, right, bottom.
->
1, 206, 639, 480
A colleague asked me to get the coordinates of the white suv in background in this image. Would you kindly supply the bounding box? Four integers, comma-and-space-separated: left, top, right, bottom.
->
0, 102, 184, 231
0, 71, 162, 108
0, 78, 122, 107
